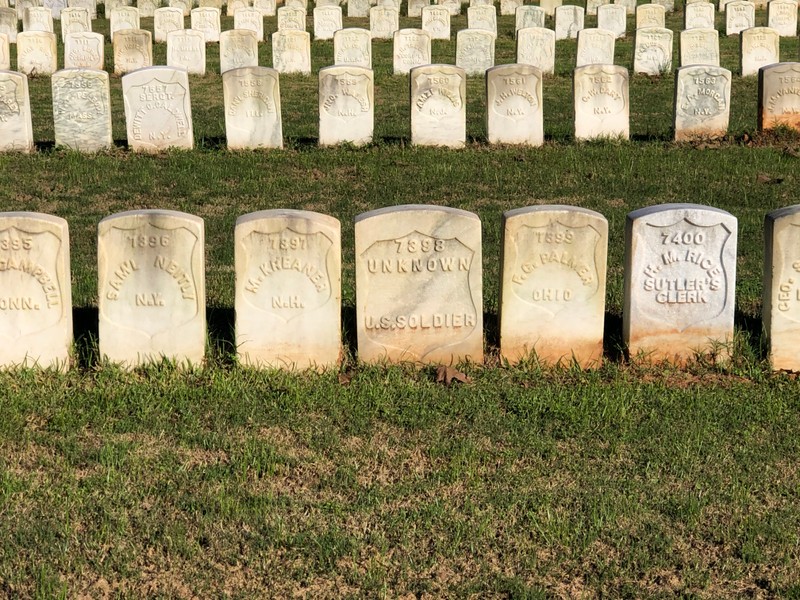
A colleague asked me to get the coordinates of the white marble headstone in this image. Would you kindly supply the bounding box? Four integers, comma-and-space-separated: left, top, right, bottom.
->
456, 28, 495, 76
633, 27, 673, 75
370, 5, 398, 39
233, 8, 264, 40
113, 28, 152, 75
758, 62, 800, 131
393, 28, 430, 75
467, 4, 496, 33
576, 27, 615, 67
726, 0, 755, 36
768, 0, 798, 36
636, 3, 665, 28
0, 9, 16, 44
137, 0, 158, 17
98, 210, 205, 368
486, 63, 543, 145
60, 7, 91, 38
319, 65, 373, 145
16, 0, 39, 22
516, 27, 555, 74
23, 6, 53, 32
68, 0, 96, 19
16, 31, 57, 76
347, 0, 369, 17
110, 6, 140, 41
596, 3, 626, 38
0, 34, 7, 71
154, 7, 185, 43
169, 0, 191, 16
586, 0, 610, 15
122, 66, 194, 151
680, 28, 719, 67
741, 26, 780, 77
223, 66, 282, 149
624, 204, 737, 363
515, 5, 544, 30
334, 27, 372, 68
355, 205, 483, 365
540, 0, 562, 16
614, 0, 635, 13
277, 6, 306, 30
236, 210, 341, 369
501, 0, 522, 15
554, 4, 584, 40
271, 30, 311, 74
313, 5, 341, 40
220, 29, 259, 73
410, 64, 466, 147
167, 28, 206, 75
51, 68, 113, 152
673, 65, 730, 140
0, 71, 33, 152
253, 0, 276, 16
421, 5, 450, 40
500, 206, 607, 366
0, 213, 72, 370
227, 0, 248, 16
684, 1, 715, 29
190, 7, 220, 42
573, 64, 629, 140
408, 0, 430, 17
437, 0, 460, 16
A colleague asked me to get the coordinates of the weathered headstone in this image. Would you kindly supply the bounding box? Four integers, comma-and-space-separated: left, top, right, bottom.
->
277, 5, 306, 30
500, 0, 521, 16
106, 0, 131, 14
16, 31, 57, 76
586, 0, 609, 15
636, 2, 665, 28
0, 34, 7, 70
286, 0, 308, 9
347, 0, 369, 17
166, 29, 206, 74
219, 29, 258, 73
154, 7, 185, 43
673, 65, 730, 140
190, 7, 220, 42
633, 26, 673, 75
370, 5, 398, 38
51, 68, 112, 151
98, 210, 205, 367
596, 3, 626, 38
684, 1, 715, 29
271, 29, 311, 74
421, 5, 450, 40
0, 9, 16, 44
762, 205, 800, 370
170, 0, 191, 16
515, 6, 544, 32
355, 205, 483, 364
467, 4, 496, 33
43, 0, 67, 19
486, 63, 543, 145
726, 0, 754, 35
23, 6, 53, 32
60, 7, 90, 38
68, 0, 96, 19
768, 0, 797, 36
624, 204, 737, 363
516, 27, 555, 75
122, 66, 193, 151
233, 8, 264, 40
758, 62, 800, 131
113, 28, 152, 74
573, 64, 629, 140
679, 28, 719, 66
253, 0, 276, 17
408, 0, 430, 17
500, 206, 607, 366
437, 0, 460, 16
318, 65, 373, 145
226, 0, 248, 15
540, 0, 562, 16
137, 0, 158, 17
110, 6, 140, 41
64, 32, 103, 69
0, 71, 33, 152
393, 28, 430, 74
313, 5, 341, 40
576, 27, 615, 67
456, 28, 495, 76
16, 0, 39, 22
0, 213, 72, 370
614, 0, 636, 13
198, 0, 222, 7
741, 26, 780, 76
410, 64, 466, 147
334, 27, 372, 68
223, 66, 282, 148
236, 210, 341, 369
555, 4, 584, 40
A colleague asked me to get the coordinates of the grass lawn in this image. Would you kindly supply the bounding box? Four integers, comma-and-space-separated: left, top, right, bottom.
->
1, 4, 800, 598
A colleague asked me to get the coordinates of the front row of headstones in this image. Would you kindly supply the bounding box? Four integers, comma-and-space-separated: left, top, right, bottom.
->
6, 203, 800, 371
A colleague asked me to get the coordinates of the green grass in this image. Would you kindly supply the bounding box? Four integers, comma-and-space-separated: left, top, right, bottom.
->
2, 3, 800, 598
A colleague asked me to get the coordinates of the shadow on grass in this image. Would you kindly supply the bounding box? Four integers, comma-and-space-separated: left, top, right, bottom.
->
735, 308, 765, 361
604, 311, 625, 362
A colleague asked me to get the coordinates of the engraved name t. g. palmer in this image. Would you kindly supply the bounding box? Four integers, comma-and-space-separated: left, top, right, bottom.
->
355, 205, 482, 364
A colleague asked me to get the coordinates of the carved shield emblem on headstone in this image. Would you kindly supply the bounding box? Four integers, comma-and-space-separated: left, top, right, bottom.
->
322, 71, 371, 120
101, 223, 200, 337
0, 227, 63, 340
641, 218, 731, 332
510, 222, 600, 318
361, 231, 478, 361
240, 229, 333, 321
130, 77, 190, 143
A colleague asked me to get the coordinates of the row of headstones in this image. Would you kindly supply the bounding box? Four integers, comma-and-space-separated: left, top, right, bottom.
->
4, 60, 800, 152
4, 203, 800, 372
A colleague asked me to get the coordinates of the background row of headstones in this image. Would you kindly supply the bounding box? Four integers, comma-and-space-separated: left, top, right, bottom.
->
3, 61, 799, 152
3, 203, 800, 372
